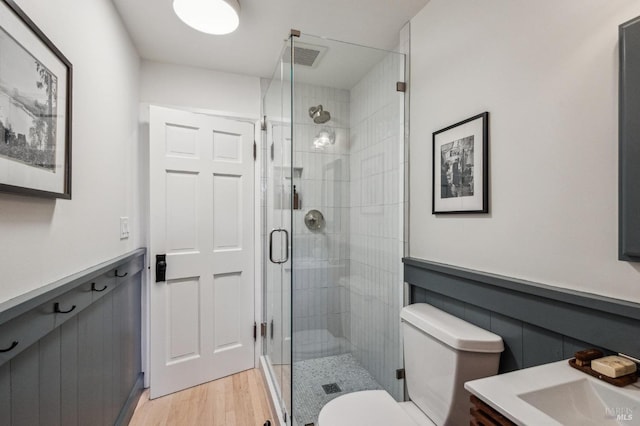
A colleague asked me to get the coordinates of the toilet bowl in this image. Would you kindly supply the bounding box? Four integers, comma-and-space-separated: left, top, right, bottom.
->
319, 389, 434, 425
317, 303, 504, 426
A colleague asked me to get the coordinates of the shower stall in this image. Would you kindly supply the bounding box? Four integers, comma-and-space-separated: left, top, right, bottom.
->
261, 31, 406, 425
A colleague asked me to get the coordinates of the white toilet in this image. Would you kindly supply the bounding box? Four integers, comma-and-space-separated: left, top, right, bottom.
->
318, 303, 504, 426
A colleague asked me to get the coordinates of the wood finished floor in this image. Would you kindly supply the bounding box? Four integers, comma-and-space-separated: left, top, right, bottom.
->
129, 369, 275, 426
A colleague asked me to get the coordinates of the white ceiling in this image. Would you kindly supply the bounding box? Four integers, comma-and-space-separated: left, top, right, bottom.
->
112, 0, 428, 87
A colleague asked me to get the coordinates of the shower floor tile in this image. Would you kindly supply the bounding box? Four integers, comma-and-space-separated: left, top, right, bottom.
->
292, 353, 382, 426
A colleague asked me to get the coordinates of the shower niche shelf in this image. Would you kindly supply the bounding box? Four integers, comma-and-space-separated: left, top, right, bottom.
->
288, 167, 303, 180
273, 167, 304, 210
273, 166, 303, 180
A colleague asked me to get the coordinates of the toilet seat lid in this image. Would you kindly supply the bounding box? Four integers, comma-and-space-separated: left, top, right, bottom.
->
318, 390, 427, 426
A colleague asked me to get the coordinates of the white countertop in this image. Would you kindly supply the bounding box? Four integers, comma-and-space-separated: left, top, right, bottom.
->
465, 360, 640, 425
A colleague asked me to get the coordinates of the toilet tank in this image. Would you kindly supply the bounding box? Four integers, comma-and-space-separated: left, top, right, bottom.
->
401, 304, 503, 426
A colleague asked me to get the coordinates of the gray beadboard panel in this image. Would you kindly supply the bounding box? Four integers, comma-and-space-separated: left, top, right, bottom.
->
60, 317, 78, 426
39, 329, 61, 426
78, 300, 105, 426
114, 373, 144, 426
102, 291, 116, 426
464, 304, 491, 330
420, 288, 444, 310
11, 342, 39, 426
562, 336, 610, 360
0, 362, 10, 425
522, 323, 563, 369
0, 249, 144, 426
116, 283, 130, 405
134, 283, 142, 377
404, 258, 640, 359
130, 275, 143, 392
421, 288, 467, 321
440, 295, 466, 319
489, 313, 523, 373
112, 283, 125, 414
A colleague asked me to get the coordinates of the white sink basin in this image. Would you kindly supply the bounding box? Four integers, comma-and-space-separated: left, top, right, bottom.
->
465, 360, 640, 425
519, 378, 640, 425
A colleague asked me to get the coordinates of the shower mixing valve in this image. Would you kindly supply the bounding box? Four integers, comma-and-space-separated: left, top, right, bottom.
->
304, 209, 325, 231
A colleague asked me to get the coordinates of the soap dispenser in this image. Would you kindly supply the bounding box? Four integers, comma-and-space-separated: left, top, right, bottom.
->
293, 185, 300, 210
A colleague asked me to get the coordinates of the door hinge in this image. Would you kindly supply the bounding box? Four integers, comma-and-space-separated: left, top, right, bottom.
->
261, 115, 267, 131
254, 322, 268, 341
270, 319, 274, 339
253, 141, 257, 161
396, 82, 406, 92
396, 368, 405, 379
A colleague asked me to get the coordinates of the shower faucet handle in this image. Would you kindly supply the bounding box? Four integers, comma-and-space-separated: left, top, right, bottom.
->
304, 209, 325, 231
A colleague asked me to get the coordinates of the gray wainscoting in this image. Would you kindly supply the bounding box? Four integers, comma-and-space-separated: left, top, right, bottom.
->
404, 257, 640, 373
0, 248, 145, 426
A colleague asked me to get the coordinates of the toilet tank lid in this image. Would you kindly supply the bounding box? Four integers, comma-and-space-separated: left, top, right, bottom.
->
401, 304, 504, 353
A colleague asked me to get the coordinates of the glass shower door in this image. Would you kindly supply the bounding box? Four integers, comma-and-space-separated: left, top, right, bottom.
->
262, 37, 293, 422
264, 31, 406, 425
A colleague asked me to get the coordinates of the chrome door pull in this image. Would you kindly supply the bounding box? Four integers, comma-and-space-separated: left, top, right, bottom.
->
269, 229, 289, 264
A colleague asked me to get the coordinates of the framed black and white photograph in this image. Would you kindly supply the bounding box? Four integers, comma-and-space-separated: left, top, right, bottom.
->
0, 0, 72, 199
432, 112, 488, 214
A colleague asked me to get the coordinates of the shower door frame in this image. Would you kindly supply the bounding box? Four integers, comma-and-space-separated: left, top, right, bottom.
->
262, 29, 409, 424
261, 33, 295, 424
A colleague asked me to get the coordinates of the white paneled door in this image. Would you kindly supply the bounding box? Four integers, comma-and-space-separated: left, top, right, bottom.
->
149, 106, 255, 399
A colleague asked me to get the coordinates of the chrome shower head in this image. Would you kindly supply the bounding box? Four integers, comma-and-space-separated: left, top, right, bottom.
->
308, 104, 331, 124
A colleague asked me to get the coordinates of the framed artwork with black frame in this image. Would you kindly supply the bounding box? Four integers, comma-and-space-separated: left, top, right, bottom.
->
0, 0, 72, 199
432, 112, 488, 214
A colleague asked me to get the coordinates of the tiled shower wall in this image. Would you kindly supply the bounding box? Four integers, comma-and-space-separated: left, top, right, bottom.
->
349, 52, 405, 400
289, 52, 405, 399
292, 83, 352, 361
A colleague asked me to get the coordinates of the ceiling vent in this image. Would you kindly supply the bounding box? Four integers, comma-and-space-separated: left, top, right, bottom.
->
282, 42, 327, 68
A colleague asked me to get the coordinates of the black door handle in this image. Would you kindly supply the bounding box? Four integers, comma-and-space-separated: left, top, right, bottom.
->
156, 254, 167, 282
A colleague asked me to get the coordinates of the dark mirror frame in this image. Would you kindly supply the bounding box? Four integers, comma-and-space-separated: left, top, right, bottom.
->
619, 16, 640, 262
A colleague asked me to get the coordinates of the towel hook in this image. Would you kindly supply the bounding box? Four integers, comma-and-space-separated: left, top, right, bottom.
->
91, 282, 107, 292
54, 303, 76, 314
0, 341, 18, 353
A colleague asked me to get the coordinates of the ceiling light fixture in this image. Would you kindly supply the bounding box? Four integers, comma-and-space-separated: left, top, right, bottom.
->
173, 0, 240, 35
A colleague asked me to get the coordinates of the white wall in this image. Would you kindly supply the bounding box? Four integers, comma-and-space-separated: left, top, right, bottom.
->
410, 0, 640, 302
0, 0, 141, 304
140, 60, 260, 118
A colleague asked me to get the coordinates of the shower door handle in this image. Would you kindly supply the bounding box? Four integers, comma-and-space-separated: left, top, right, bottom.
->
269, 229, 289, 264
